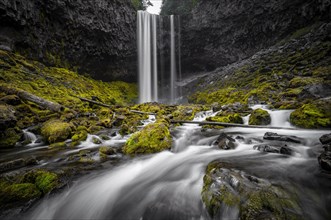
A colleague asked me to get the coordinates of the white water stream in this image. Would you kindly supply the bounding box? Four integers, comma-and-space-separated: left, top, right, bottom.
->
23, 106, 331, 220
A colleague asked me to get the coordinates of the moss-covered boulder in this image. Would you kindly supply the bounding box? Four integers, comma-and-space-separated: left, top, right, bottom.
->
207, 113, 243, 124
202, 161, 302, 219
0, 127, 22, 148
290, 100, 331, 128
21, 170, 60, 194
0, 169, 60, 209
123, 120, 172, 155
0, 182, 41, 204
249, 108, 271, 125
41, 119, 73, 144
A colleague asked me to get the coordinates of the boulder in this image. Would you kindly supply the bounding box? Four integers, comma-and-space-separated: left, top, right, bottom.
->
249, 108, 271, 125
263, 132, 302, 144
320, 133, 331, 145
212, 132, 237, 150
202, 161, 303, 219
123, 120, 172, 156
41, 120, 73, 144
290, 100, 331, 129
318, 152, 331, 171
253, 144, 292, 155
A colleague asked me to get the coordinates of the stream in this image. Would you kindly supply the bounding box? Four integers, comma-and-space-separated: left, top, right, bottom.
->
6, 107, 331, 220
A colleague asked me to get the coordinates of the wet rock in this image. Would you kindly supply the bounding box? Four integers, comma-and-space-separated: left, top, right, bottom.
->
212, 132, 237, 150
0, 157, 38, 173
253, 143, 292, 155
263, 132, 302, 144
249, 108, 271, 125
320, 133, 331, 145
202, 161, 303, 219
318, 152, 331, 171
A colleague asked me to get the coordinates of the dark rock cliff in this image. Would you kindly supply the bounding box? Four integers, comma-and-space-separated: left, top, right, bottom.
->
181, 0, 331, 74
0, 0, 137, 81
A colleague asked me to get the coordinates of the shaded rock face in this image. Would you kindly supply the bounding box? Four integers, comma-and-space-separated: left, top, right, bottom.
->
181, 0, 331, 74
318, 133, 331, 171
0, 0, 137, 81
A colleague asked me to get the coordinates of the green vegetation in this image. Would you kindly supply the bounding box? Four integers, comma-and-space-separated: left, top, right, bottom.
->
0, 170, 60, 209
131, 0, 143, 10
189, 40, 331, 109
123, 120, 172, 155
249, 109, 271, 125
290, 100, 331, 128
206, 112, 243, 124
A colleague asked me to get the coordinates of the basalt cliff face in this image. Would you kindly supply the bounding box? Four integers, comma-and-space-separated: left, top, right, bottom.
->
0, 0, 137, 81
181, 0, 331, 74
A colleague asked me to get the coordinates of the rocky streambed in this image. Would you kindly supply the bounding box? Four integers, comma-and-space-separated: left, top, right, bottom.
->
1, 106, 330, 220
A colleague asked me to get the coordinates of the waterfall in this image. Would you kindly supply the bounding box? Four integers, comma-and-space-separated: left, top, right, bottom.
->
170, 15, 177, 103
137, 11, 181, 104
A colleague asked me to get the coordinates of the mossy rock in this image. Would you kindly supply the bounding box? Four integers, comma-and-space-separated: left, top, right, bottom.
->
71, 129, 88, 142
49, 142, 67, 149
290, 100, 331, 128
123, 120, 172, 155
41, 119, 73, 144
202, 161, 302, 219
0, 182, 41, 204
249, 109, 271, 125
207, 113, 243, 124
99, 146, 116, 155
21, 170, 59, 194
0, 127, 22, 148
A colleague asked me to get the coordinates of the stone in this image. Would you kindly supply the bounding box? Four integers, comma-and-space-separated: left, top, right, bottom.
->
263, 132, 302, 144
320, 133, 331, 145
202, 161, 303, 219
249, 109, 271, 125
212, 132, 237, 150
318, 152, 331, 171
253, 143, 292, 155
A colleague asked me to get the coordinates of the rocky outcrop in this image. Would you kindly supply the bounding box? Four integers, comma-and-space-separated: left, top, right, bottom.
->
181, 0, 331, 74
0, 0, 137, 81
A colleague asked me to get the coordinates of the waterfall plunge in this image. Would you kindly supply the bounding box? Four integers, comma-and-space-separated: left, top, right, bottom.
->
137, 11, 180, 104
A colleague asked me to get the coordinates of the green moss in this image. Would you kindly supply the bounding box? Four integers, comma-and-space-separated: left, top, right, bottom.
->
0, 183, 41, 203
0, 49, 137, 114
49, 142, 67, 149
71, 130, 88, 142
0, 127, 21, 148
207, 113, 243, 124
290, 101, 331, 128
249, 109, 271, 125
21, 170, 59, 194
123, 120, 172, 156
41, 119, 73, 143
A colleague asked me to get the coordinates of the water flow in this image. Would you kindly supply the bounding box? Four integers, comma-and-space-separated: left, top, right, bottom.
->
25, 110, 331, 220
137, 11, 180, 104
170, 15, 177, 104
138, 11, 157, 103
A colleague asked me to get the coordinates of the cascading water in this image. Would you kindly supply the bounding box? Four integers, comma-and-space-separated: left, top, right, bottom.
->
137, 11, 181, 104
21, 107, 331, 220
